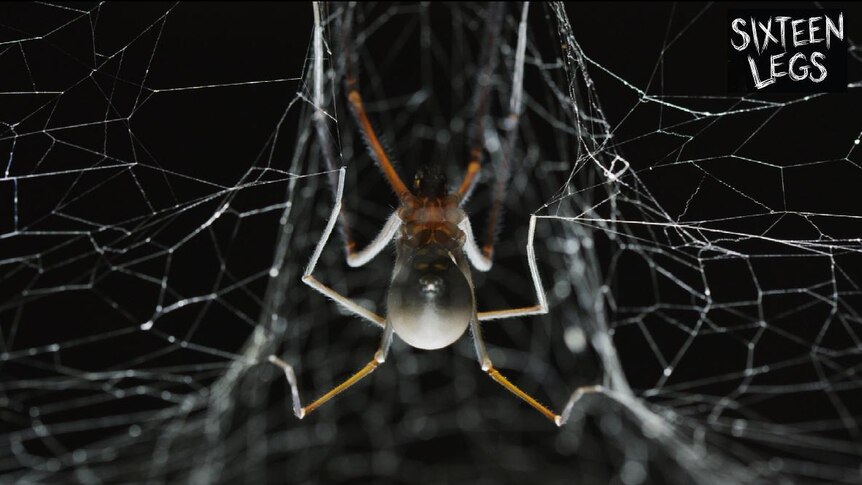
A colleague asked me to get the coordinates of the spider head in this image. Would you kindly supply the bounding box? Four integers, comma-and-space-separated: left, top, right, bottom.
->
387, 246, 473, 350
413, 164, 448, 199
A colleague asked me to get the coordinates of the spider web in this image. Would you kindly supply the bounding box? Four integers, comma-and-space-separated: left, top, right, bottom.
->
1, 2, 861, 483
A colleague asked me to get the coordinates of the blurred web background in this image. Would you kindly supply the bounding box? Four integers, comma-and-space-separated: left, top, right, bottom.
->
1, 2, 861, 483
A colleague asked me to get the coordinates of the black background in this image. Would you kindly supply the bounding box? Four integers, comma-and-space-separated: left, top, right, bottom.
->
1, 2, 861, 484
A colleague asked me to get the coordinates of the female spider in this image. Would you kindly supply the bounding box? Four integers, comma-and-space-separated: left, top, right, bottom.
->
270, 2, 598, 426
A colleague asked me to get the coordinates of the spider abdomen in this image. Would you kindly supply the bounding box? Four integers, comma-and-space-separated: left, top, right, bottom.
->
387, 244, 474, 350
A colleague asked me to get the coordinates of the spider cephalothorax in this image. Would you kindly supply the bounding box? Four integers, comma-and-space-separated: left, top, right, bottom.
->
398, 195, 465, 251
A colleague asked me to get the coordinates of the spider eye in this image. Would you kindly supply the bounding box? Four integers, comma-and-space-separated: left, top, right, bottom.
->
387, 251, 473, 350
413, 164, 448, 198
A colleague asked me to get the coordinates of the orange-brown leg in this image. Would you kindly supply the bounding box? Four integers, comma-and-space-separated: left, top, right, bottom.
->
486, 365, 559, 423
469, 309, 601, 426
455, 3, 504, 201
270, 321, 394, 418
469, 310, 559, 424
344, 88, 411, 200
481, 2, 529, 260
340, 5, 412, 202
314, 4, 412, 261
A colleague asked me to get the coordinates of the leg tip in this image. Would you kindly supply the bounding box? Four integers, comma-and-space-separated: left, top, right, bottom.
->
554, 415, 563, 427
296, 408, 306, 419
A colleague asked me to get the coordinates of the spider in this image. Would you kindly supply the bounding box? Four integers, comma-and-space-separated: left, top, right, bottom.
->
270, 2, 600, 426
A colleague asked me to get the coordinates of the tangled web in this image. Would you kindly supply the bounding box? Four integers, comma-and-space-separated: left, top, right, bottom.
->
1, 2, 861, 483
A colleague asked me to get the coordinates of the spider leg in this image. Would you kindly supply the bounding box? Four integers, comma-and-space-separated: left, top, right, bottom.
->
481, 2, 529, 260
455, 3, 504, 201
340, 6, 412, 201
270, 320, 395, 418
344, 89, 411, 200
469, 308, 602, 427
557, 384, 605, 427
312, 2, 372, 263
457, 7, 542, 320
478, 214, 548, 321
468, 311, 557, 424
460, 217, 492, 272
302, 167, 386, 328
346, 212, 400, 267
311, 11, 400, 270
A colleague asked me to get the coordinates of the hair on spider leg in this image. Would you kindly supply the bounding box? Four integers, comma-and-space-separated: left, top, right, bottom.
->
350, 112, 406, 191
